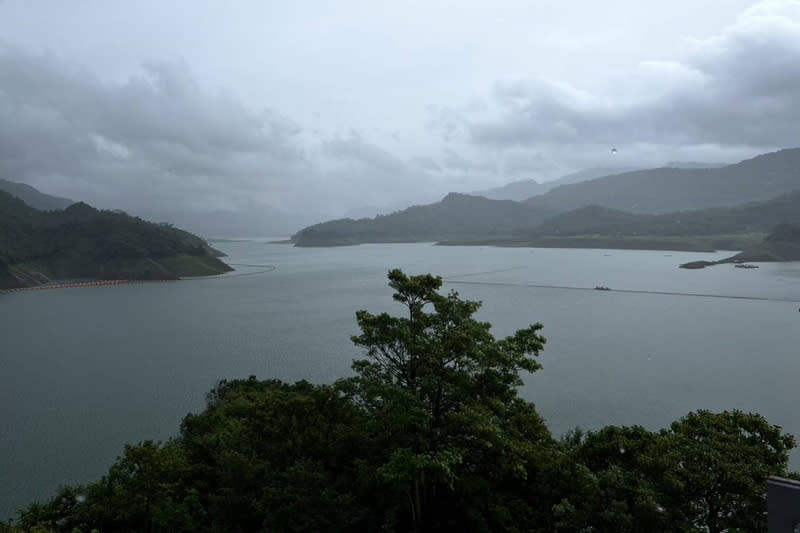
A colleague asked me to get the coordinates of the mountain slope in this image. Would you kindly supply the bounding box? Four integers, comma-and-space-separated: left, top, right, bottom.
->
292, 193, 556, 246
0, 179, 74, 210
526, 149, 800, 214
531, 189, 800, 238
0, 191, 232, 286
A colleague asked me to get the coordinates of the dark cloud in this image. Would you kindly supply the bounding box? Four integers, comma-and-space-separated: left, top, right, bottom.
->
1, 1, 797, 218
0, 43, 311, 213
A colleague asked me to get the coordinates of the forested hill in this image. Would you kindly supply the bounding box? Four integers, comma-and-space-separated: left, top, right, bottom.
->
292, 192, 556, 246
525, 148, 800, 214
0, 178, 74, 210
0, 190, 232, 286
292, 188, 800, 250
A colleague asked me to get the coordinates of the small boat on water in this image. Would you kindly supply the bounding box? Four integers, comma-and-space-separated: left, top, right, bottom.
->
594, 286, 611, 291
734, 263, 759, 269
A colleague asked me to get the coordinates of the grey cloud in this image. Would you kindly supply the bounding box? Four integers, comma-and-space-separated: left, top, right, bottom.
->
502, 151, 560, 177
323, 132, 408, 174
465, 2, 800, 151
317, 134, 446, 213
0, 43, 311, 213
411, 156, 442, 172
442, 148, 497, 174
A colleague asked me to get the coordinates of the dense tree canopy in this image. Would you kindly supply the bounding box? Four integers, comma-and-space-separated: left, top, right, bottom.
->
7, 270, 796, 532
0, 191, 231, 282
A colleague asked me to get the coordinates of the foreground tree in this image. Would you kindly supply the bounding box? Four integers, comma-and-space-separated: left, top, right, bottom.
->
339, 269, 552, 531
659, 410, 796, 533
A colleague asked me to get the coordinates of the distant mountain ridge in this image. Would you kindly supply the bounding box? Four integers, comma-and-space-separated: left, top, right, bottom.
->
0, 178, 75, 210
292, 193, 556, 246
292, 148, 800, 249
525, 149, 800, 213
469, 163, 720, 202
471, 166, 639, 201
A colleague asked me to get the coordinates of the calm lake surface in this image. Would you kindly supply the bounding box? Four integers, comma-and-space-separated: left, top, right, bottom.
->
2, 241, 800, 520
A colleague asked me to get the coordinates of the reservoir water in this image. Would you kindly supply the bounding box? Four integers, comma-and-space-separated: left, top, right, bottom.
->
2, 241, 800, 521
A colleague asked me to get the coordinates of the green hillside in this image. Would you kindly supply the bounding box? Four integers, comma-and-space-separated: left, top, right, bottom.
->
0, 191, 232, 286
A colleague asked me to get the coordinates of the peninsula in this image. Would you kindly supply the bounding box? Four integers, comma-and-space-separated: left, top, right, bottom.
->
0, 190, 232, 288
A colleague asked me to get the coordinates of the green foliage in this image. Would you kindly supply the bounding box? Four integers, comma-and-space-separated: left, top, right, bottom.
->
13, 270, 798, 533
340, 269, 550, 530
0, 191, 231, 283
658, 410, 795, 533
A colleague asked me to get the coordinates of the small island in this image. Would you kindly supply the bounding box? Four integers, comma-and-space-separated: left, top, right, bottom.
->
0, 191, 232, 289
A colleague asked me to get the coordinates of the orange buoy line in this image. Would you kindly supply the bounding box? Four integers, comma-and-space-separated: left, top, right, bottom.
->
1, 279, 131, 294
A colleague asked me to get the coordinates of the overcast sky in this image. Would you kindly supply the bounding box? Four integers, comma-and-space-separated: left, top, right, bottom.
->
0, 0, 798, 216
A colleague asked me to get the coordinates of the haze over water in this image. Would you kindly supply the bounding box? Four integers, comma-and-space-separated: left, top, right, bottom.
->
2, 241, 799, 520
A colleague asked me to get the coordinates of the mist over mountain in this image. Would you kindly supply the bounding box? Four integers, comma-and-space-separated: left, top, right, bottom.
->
471, 179, 547, 201
341, 202, 414, 220
293, 148, 800, 248
470, 162, 721, 203
525, 149, 800, 213
470, 167, 639, 201
662, 162, 726, 169
0, 179, 74, 210
134, 207, 323, 239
